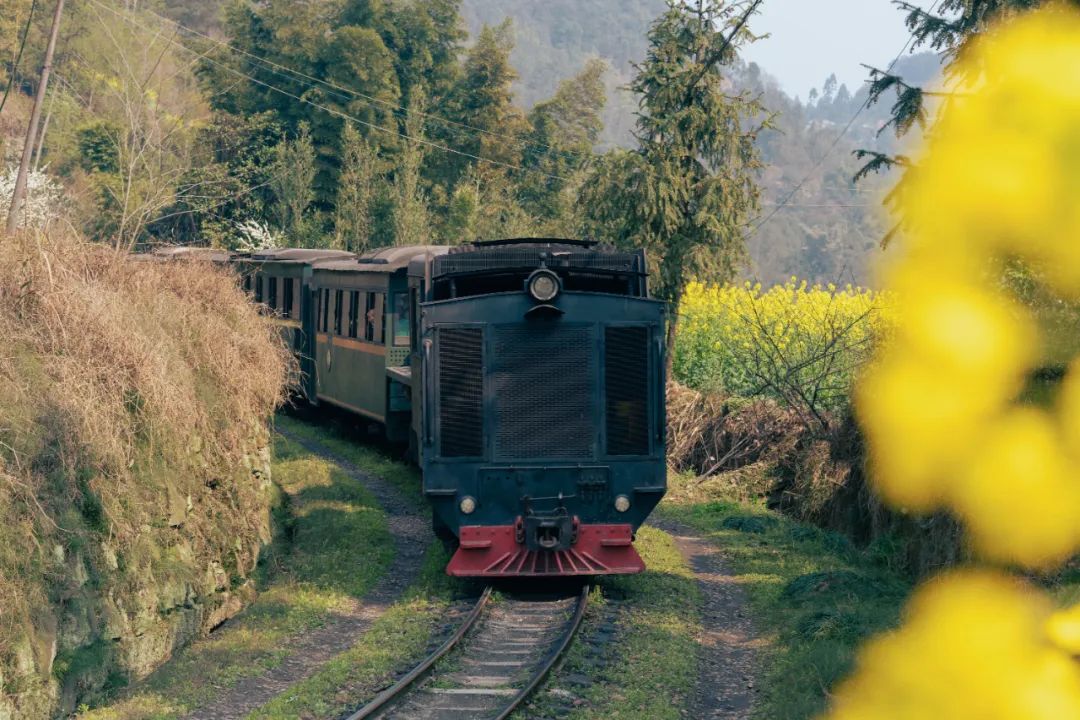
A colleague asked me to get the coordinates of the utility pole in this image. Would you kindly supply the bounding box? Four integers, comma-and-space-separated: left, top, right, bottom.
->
6, 0, 65, 235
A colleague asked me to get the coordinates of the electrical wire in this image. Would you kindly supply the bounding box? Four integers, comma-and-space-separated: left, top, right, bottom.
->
86, 0, 567, 182
129, 3, 592, 165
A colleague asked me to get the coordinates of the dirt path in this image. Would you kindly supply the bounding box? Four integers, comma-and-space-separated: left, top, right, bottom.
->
183, 431, 429, 720
651, 519, 763, 720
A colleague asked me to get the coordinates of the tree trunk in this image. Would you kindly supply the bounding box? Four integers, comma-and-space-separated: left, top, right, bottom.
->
664, 285, 684, 381
660, 310, 678, 382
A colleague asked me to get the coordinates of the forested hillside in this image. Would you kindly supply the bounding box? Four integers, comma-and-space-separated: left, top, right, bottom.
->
463, 0, 940, 284
461, 0, 663, 147
3, 0, 940, 284
2, 0, 606, 251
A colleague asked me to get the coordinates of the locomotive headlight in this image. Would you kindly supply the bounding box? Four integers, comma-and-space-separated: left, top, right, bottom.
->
614, 495, 631, 513
459, 496, 477, 515
527, 270, 560, 302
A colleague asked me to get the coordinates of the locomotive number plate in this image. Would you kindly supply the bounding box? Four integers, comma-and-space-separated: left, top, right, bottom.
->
577, 467, 610, 504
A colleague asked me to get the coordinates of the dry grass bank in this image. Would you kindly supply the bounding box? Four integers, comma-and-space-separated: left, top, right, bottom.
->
0, 229, 290, 717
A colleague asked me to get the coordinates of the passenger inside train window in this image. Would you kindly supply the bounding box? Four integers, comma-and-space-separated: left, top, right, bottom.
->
365, 293, 377, 342
373, 294, 385, 344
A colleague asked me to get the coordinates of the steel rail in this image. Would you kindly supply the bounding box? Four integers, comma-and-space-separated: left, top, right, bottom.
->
493, 583, 591, 720
345, 586, 493, 720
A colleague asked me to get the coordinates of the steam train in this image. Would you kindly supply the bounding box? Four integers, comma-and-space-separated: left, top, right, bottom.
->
155, 239, 667, 577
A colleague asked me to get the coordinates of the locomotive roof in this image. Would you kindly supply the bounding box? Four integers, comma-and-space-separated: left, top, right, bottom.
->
424, 238, 644, 278
314, 245, 450, 273
245, 248, 356, 264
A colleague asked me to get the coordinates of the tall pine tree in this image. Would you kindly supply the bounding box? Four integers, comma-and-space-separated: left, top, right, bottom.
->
335, 123, 381, 252
580, 0, 768, 367
393, 88, 431, 246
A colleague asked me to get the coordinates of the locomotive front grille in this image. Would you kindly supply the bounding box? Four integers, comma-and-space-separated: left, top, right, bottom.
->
437, 327, 485, 457
492, 325, 595, 461
605, 326, 651, 455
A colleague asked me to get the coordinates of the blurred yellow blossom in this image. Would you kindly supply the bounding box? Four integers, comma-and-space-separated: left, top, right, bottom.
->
829, 4, 1080, 718
827, 572, 1080, 719
857, 1, 1080, 568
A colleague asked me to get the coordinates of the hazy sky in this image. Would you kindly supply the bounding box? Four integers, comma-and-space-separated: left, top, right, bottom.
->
741, 0, 917, 99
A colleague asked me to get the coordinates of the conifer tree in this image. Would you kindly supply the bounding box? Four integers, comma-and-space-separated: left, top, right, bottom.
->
580, 0, 768, 368
858, 0, 1056, 181
311, 25, 400, 209
519, 58, 607, 232
444, 172, 480, 242
432, 20, 527, 191
380, 0, 466, 111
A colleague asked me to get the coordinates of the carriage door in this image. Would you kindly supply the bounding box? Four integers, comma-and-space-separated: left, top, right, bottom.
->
300, 283, 319, 401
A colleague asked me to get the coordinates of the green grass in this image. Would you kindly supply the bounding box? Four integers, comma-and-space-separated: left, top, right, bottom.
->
526, 527, 702, 720
246, 544, 466, 719
275, 413, 423, 505
658, 472, 912, 720
79, 436, 394, 719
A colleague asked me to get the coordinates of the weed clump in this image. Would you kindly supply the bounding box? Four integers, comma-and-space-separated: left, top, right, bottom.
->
0, 229, 290, 717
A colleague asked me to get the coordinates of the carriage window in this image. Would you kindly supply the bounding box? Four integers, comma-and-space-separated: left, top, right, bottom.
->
333, 290, 344, 335
364, 293, 377, 342
282, 278, 294, 318
348, 291, 360, 338
373, 294, 385, 345
319, 289, 330, 333
268, 277, 278, 313
393, 292, 410, 347
243, 274, 252, 294
255, 275, 264, 304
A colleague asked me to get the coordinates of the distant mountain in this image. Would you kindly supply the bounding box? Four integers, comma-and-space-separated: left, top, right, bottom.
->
463, 0, 942, 286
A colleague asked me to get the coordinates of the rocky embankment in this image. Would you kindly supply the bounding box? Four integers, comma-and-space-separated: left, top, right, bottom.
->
0, 230, 289, 718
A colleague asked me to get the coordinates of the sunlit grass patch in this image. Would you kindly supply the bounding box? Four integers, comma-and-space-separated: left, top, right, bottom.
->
526, 526, 701, 720
79, 436, 393, 719
275, 413, 422, 505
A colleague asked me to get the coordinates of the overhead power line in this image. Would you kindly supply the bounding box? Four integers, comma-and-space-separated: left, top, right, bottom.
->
747, 0, 943, 239
87, 0, 567, 182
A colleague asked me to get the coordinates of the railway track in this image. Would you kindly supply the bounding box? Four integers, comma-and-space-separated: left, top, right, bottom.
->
347, 584, 589, 720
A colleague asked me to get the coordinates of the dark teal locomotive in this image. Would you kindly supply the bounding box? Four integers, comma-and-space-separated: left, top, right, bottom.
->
407, 240, 667, 576
158, 239, 667, 577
